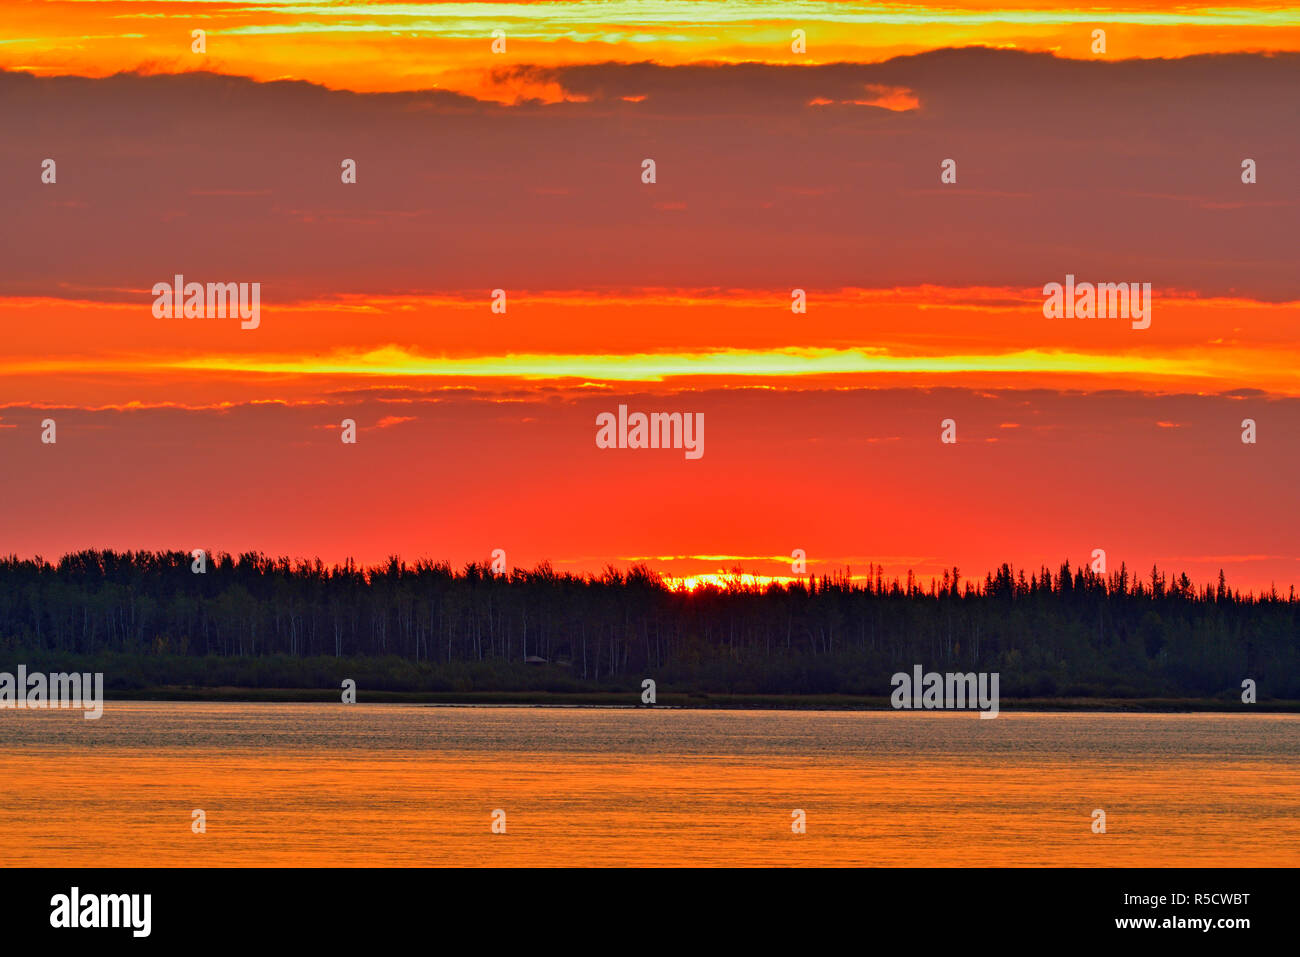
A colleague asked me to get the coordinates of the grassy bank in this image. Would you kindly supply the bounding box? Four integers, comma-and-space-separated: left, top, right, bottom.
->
102, 686, 1300, 712
3, 649, 1292, 711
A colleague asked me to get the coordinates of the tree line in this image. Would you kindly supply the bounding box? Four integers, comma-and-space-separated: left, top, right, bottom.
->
0, 550, 1295, 698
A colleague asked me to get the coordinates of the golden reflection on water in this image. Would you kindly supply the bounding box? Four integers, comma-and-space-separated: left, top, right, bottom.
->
1, 704, 1295, 866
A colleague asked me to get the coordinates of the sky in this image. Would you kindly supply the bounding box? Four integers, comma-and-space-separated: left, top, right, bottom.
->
0, 2, 1297, 591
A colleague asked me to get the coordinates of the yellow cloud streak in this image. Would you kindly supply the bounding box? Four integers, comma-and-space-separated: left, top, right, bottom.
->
149, 345, 1205, 380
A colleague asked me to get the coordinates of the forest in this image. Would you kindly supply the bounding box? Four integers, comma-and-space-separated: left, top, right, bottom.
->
0, 550, 1295, 700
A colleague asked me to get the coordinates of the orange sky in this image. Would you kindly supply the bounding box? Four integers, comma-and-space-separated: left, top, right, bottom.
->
0, 2, 1297, 591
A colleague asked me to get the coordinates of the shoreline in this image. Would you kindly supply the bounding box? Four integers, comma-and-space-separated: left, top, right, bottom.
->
102, 688, 1300, 712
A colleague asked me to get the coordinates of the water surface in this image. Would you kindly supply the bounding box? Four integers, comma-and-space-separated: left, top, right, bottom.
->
1, 704, 1295, 866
